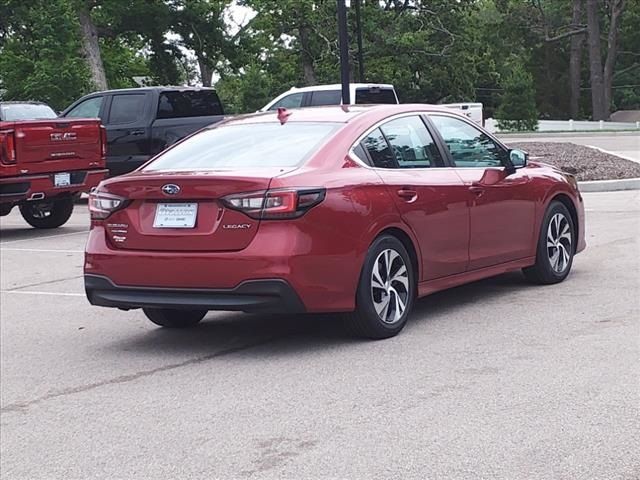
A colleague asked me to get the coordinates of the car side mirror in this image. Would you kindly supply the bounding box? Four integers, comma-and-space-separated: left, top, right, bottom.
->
509, 149, 528, 169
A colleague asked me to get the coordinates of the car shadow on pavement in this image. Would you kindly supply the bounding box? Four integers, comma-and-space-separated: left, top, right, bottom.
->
105, 271, 535, 359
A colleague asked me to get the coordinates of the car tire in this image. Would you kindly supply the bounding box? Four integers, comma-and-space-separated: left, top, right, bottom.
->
143, 308, 207, 328
19, 197, 74, 229
0, 203, 13, 217
523, 201, 575, 285
345, 235, 416, 339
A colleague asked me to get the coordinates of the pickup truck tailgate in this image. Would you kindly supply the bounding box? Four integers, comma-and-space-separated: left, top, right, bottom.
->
9, 118, 103, 167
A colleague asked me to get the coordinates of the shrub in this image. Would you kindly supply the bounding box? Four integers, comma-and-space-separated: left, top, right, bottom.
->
496, 64, 539, 132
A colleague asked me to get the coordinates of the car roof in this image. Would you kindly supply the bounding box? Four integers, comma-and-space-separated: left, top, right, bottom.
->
284, 83, 395, 93
222, 104, 460, 126
86, 86, 217, 95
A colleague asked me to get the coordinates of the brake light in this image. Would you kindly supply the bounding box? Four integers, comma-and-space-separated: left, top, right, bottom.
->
89, 190, 127, 220
0, 130, 16, 164
222, 188, 325, 219
99, 125, 107, 158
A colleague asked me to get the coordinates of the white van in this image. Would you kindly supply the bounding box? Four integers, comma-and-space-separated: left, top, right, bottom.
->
259, 83, 399, 111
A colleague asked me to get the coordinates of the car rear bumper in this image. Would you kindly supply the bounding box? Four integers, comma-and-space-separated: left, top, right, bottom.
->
84, 222, 364, 313
85, 274, 306, 313
0, 169, 108, 204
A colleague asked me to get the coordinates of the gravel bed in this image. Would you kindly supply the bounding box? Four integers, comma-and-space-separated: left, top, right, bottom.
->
505, 142, 640, 181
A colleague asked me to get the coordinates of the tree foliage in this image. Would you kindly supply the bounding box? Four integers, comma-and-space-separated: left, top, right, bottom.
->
495, 60, 539, 132
0, 0, 638, 118
0, 0, 92, 110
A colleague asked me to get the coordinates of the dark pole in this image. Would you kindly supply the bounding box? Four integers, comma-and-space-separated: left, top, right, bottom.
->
355, 0, 364, 82
337, 0, 350, 105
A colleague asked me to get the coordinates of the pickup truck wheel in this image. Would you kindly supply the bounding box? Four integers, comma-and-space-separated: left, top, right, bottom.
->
19, 197, 74, 229
0, 203, 13, 216
143, 308, 207, 328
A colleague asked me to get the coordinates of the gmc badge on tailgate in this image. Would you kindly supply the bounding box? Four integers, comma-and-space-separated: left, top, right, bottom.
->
50, 132, 77, 141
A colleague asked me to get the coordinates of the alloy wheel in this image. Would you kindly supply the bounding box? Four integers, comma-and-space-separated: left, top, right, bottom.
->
371, 248, 410, 324
547, 213, 572, 274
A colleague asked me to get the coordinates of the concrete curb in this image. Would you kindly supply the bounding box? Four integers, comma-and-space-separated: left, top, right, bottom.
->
496, 131, 640, 138
578, 177, 640, 192
583, 145, 640, 165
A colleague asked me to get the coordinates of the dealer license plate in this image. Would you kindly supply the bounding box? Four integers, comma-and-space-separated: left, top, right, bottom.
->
54, 173, 71, 187
153, 203, 198, 228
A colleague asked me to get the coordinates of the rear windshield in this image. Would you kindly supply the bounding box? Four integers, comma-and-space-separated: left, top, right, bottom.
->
0, 103, 57, 121
144, 122, 340, 171
355, 88, 397, 105
157, 90, 224, 119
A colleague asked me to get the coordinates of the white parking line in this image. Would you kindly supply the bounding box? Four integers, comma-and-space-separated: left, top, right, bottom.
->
0, 290, 85, 297
0, 230, 89, 245
0, 248, 84, 253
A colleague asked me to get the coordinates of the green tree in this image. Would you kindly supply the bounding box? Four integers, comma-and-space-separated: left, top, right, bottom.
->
495, 61, 539, 132
169, 0, 233, 86
0, 0, 92, 110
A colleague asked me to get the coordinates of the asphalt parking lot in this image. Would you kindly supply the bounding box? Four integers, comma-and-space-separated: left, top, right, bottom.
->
1, 190, 639, 479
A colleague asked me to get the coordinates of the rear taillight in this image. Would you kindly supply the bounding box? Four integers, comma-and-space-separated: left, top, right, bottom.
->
89, 190, 127, 220
0, 130, 16, 165
222, 188, 325, 220
99, 125, 107, 158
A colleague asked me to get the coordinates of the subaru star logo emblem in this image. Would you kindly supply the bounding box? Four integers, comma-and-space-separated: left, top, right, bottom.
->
161, 184, 180, 196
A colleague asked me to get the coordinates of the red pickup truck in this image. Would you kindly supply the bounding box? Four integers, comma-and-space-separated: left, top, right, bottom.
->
0, 102, 108, 228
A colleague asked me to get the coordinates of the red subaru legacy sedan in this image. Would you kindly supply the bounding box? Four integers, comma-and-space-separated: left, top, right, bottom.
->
85, 105, 585, 339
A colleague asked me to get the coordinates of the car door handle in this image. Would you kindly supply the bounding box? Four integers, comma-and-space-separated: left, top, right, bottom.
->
397, 188, 418, 201
128, 129, 145, 136
469, 185, 484, 195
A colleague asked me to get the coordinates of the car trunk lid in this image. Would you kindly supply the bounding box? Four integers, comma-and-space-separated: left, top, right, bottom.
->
101, 169, 289, 252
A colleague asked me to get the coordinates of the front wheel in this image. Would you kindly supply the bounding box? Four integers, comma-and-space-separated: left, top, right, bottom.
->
523, 201, 575, 284
143, 308, 207, 328
19, 197, 74, 229
344, 235, 416, 339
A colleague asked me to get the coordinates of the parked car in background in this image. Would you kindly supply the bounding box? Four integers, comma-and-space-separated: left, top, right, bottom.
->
84, 104, 585, 339
61, 87, 226, 176
261, 83, 484, 126
0, 101, 107, 228
259, 83, 399, 111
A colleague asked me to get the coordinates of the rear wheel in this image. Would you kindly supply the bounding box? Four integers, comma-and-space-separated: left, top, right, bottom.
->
0, 203, 13, 217
143, 308, 207, 328
345, 235, 415, 339
19, 197, 74, 229
523, 201, 575, 284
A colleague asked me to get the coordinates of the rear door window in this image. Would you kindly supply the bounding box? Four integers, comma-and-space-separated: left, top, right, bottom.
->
361, 128, 395, 168
309, 90, 341, 106
107, 94, 145, 125
355, 87, 397, 105
380, 116, 444, 168
157, 90, 224, 118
